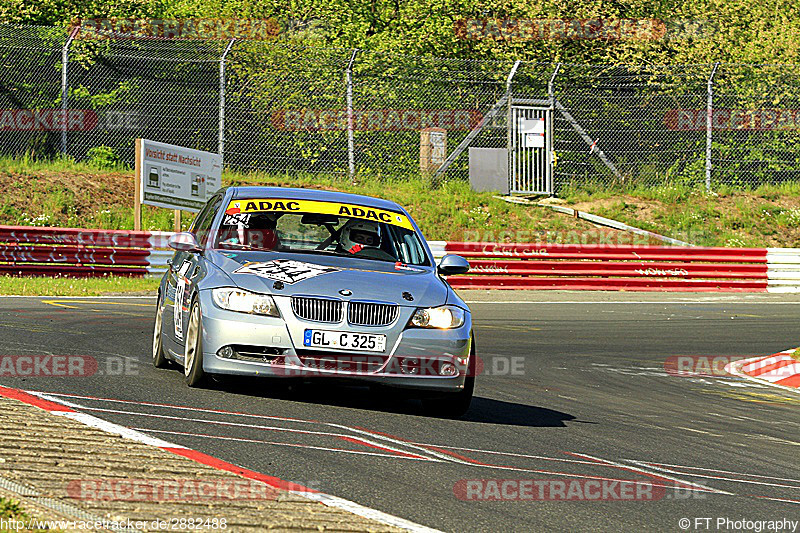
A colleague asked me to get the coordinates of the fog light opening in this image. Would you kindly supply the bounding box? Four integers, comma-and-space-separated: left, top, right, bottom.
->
399, 358, 419, 375
439, 362, 458, 376
217, 346, 235, 359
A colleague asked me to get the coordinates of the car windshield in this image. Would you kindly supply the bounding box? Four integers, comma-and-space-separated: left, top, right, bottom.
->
213, 198, 430, 266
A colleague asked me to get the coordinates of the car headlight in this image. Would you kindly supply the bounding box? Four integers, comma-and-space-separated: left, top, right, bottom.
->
212, 288, 279, 317
409, 306, 466, 329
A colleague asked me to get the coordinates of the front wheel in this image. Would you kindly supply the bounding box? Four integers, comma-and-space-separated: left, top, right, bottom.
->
152, 293, 170, 369
184, 300, 206, 387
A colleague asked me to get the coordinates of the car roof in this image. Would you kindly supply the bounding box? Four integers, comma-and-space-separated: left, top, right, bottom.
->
229, 186, 406, 213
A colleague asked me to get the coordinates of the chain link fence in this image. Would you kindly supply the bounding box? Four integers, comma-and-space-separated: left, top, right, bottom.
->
2, 24, 800, 193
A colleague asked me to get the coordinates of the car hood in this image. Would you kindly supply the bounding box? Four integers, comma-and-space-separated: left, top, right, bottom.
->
207, 249, 449, 307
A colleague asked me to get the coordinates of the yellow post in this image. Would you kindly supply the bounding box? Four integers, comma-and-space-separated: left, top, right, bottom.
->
174, 210, 181, 233
133, 139, 142, 231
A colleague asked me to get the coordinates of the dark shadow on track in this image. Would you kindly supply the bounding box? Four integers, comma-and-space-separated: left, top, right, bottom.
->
461, 397, 578, 427
205, 375, 580, 427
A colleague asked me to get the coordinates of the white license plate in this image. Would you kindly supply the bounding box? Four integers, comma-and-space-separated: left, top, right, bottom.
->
303, 329, 386, 352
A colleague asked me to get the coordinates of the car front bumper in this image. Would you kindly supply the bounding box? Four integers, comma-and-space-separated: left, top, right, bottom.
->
197, 290, 472, 392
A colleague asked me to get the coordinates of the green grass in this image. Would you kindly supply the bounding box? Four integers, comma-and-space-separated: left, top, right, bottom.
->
3, 155, 800, 249
0, 155, 579, 240
558, 180, 800, 248
0, 497, 62, 533
0, 498, 27, 520
0, 275, 159, 296
0, 153, 127, 174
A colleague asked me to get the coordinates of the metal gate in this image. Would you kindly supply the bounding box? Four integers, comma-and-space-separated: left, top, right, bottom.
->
509, 106, 553, 194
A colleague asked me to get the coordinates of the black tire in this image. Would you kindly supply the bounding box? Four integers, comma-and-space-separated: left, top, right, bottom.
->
183, 300, 207, 387
422, 338, 476, 418
152, 292, 170, 369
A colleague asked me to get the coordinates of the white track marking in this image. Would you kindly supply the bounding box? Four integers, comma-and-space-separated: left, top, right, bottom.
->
416, 445, 602, 465
59, 405, 435, 461
18, 391, 442, 533
37, 393, 441, 461
60, 399, 702, 488
742, 355, 795, 373
29, 391, 800, 499
756, 497, 800, 505
50, 412, 183, 449
133, 427, 430, 460
326, 426, 701, 489
296, 491, 442, 533
626, 460, 800, 490
435, 461, 688, 490
327, 424, 465, 464
72, 406, 388, 440
675, 426, 725, 437
569, 452, 732, 495
38, 392, 320, 423
32, 392, 103, 411
725, 357, 800, 396
643, 461, 800, 484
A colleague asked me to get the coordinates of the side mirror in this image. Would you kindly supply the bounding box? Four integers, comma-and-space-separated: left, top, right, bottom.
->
437, 254, 470, 276
168, 232, 203, 253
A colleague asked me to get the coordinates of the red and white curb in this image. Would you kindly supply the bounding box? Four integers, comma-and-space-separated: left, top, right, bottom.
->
724, 348, 800, 391
0, 386, 440, 533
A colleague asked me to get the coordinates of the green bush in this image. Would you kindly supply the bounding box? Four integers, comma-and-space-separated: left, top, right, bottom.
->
86, 146, 120, 169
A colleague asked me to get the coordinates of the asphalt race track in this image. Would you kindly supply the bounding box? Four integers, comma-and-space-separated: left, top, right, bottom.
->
1, 293, 799, 532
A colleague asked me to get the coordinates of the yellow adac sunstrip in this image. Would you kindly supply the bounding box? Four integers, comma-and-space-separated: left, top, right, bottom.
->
225, 198, 414, 231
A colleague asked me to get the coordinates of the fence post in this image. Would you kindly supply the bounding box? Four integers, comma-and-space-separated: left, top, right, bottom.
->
346, 49, 358, 181
219, 39, 236, 164
706, 62, 720, 192
547, 63, 562, 195
60, 27, 78, 157
506, 60, 521, 193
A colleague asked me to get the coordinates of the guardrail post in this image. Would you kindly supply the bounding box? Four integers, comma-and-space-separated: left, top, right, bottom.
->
219, 39, 236, 164
60, 27, 78, 157
706, 62, 720, 193
506, 60, 521, 193
346, 49, 358, 182
547, 63, 562, 195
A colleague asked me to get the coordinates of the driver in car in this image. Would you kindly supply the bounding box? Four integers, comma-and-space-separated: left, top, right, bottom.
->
338, 221, 387, 259
219, 213, 281, 250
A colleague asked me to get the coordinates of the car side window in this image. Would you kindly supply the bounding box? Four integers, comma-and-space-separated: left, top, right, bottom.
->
191, 196, 222, 246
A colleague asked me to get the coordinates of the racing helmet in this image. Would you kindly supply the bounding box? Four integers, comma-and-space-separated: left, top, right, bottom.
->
244, 213, 279, 249
340, 220, 382, 254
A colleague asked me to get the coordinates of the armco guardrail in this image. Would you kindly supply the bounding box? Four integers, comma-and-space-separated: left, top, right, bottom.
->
1, 226, 799, 292
0, 225, 173, 277
430, 241, 800, 292
766, 248, 800, 293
